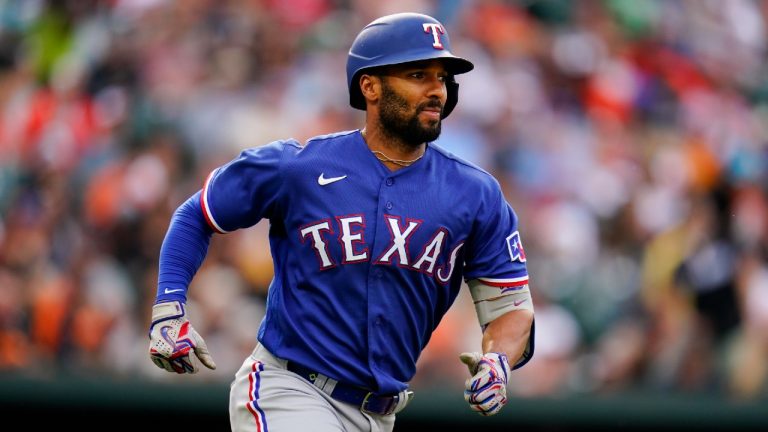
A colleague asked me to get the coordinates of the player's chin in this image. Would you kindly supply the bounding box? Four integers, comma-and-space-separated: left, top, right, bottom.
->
418, 125, 441, 143
417, 116, 441, 133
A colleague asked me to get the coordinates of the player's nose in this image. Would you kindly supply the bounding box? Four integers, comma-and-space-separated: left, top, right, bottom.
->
423, 75, 447, 101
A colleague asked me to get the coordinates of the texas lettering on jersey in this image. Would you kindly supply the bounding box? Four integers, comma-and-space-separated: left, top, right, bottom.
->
299, 214, 463, 284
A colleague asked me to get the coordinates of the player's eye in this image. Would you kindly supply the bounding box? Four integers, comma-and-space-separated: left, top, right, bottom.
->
410, 72, 425, 79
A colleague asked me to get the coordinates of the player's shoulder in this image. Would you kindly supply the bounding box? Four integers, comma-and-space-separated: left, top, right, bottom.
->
429, 143, 502, 189
238, 138, 303, 158
247, 130, 354, 154
276, 130, 359, 162
249, 130, 359, 170
303, 130, 358, 148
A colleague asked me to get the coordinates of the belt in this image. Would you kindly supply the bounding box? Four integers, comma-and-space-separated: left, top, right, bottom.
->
286, 361, 412, 416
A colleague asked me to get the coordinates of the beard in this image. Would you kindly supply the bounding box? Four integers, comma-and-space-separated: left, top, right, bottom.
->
378, 81, 442, 148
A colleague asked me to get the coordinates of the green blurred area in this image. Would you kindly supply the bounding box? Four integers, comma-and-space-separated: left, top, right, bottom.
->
1, 375, 766, 431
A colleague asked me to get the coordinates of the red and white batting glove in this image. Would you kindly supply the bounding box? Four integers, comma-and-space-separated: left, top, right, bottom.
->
148, 300, 216, 374
459, 352, 511, 416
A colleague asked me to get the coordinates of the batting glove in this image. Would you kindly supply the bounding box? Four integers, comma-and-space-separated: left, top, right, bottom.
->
148, 300, 216, 374
459, 352, 511, 416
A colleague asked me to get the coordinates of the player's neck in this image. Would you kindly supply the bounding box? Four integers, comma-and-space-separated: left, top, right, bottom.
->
361, 127, 426, 171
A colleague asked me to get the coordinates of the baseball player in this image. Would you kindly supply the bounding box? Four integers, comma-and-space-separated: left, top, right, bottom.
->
148, 12, 535, 432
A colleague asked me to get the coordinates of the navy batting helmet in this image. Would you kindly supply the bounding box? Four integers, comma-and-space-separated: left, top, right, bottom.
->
346, 13, 474, 119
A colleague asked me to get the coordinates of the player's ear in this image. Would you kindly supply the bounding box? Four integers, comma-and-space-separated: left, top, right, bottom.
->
359, 73, 381, 106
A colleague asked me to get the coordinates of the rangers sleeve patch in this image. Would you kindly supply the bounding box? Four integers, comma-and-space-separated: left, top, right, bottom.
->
506, 231, 526, 263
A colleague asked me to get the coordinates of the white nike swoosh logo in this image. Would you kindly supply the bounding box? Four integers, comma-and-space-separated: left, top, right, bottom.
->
164, 288, 185, 294
318, 173, 347, 186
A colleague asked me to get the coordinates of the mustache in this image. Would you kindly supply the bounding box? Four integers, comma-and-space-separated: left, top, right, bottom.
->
417, 99, 443, 113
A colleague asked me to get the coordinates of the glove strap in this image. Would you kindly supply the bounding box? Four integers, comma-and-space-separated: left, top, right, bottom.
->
151, 301, 185, 326
487, 352, 511, 383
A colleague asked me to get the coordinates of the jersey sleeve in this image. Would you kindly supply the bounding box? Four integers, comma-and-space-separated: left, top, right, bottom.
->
201, 141, 291, 233
463, 181, 529, 288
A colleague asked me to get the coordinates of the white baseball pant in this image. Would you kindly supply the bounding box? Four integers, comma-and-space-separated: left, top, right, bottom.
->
229, 343, 397, 432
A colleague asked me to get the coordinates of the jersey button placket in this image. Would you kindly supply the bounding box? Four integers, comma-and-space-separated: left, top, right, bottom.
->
370, 176, 395, 374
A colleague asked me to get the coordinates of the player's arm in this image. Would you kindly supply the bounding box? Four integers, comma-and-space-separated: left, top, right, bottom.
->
459, 179, 535, 416
148, 192, 217, 374
148, 142, 289, 374
459, 281, 535, 416
480, 306, 534, 367
469, 280, 534, 369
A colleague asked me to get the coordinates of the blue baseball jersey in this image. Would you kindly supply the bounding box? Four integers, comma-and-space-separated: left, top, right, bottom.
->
201, 130, 529, 394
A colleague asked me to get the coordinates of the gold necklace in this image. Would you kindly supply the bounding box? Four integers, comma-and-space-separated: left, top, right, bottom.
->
361, 129, 425, 167
371, 150, 425, 167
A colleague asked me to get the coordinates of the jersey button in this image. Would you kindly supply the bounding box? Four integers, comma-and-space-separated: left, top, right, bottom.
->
385, 201, 393, 210
374, 317, 383, 326
385, 178, 394, 186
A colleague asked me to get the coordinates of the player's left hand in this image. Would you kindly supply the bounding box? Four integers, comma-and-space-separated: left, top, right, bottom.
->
459, 351, 511, 416
148, 300, 216, 374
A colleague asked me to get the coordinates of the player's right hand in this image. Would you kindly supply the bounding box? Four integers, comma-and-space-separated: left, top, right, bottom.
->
459, 351, 511, 416
148, 300, 216, 374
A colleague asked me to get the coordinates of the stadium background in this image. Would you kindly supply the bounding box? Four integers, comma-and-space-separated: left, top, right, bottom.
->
0, 0, 767, 430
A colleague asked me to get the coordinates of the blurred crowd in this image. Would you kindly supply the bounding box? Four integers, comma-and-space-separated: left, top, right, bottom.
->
0, 0, 767, 401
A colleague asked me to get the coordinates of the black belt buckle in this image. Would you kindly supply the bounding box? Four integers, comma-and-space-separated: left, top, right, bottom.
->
361, 390, 413, 416
361, 391, 392, 416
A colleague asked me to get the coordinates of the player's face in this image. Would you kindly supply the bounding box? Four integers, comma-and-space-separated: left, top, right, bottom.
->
378, 60, 449, 147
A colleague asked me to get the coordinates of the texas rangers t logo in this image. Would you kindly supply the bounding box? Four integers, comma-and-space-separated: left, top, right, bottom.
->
423, 23, 445, 49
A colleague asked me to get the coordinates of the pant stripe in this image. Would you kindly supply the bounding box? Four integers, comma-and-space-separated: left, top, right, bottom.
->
247, 361, 268, 432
